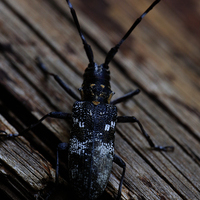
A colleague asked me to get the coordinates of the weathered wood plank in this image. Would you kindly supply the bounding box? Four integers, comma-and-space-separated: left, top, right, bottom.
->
0, 0, 200, 199
0, 115, 56, 200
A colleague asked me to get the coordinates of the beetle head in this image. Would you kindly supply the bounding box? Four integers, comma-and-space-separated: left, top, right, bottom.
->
79, 63, 114, 105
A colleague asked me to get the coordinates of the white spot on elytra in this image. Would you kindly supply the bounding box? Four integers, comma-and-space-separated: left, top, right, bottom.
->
79, 122, 84, 127
111, 121, 115, 128
105, 124, 110, 131
73, 118, 79, 123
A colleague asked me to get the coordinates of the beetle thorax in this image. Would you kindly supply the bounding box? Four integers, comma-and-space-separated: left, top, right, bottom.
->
79, 63, 114, 105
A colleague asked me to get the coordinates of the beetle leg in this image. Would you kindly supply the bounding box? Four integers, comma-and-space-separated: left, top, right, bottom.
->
56, 142, 68, 184
113, 154, 126, 200
45, 142, 69, 200
35, 57, 80, 101
117, 116, 174, 151
111, 89, 140, 105
0, 112, 72, 137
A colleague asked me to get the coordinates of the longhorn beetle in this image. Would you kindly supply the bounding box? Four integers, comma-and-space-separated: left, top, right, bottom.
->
0, 0, 174, 199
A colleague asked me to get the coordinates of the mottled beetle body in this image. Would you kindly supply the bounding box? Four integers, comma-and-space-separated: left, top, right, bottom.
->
0, 0, 174, 199
69, 63, 116, 199
69, 101, 117, 199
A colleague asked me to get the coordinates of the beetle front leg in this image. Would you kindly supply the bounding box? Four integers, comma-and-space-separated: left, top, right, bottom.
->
0, 112, 72, 137
113, 154, 126, 200
35, 57, 80, 101
117, 116, 174, 151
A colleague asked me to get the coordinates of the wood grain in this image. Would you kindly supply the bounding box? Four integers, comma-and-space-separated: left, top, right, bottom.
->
0, 0, 199, 199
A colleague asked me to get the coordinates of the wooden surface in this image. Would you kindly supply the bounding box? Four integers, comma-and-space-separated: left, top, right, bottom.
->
0, 0, 200, 199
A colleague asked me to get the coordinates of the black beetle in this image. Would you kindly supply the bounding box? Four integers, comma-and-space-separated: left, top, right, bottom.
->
0, 0, 174, 199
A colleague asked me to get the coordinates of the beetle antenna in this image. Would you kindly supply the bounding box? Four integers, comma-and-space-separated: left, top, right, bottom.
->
66, 0, 94, 65
104, 0, 161, 67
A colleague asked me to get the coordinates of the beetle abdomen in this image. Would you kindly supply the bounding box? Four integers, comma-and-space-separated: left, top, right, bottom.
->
68, 101, 117, 199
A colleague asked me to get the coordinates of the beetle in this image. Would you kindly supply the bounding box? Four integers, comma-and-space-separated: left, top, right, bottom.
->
0, 0, 174, 199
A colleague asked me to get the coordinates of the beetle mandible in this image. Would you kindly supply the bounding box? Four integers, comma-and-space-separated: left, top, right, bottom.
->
0, 0, 174, 199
